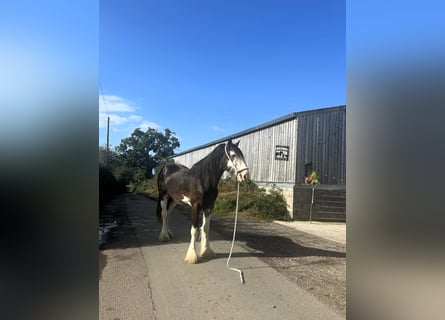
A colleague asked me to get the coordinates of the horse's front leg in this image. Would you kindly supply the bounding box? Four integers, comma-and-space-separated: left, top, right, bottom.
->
200, 211, 215, 258
184, 203, 200, 264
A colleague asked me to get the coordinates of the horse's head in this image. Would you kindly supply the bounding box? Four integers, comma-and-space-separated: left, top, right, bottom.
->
225, 139, 249, 183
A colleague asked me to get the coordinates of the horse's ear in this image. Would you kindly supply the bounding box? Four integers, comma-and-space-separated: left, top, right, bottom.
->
227, 138, 239, 147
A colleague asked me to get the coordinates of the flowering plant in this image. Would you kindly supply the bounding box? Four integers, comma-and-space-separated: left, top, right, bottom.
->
304, 171, 319, 185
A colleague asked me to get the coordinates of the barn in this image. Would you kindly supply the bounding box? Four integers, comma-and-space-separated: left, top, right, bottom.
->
172, 105, 346, 221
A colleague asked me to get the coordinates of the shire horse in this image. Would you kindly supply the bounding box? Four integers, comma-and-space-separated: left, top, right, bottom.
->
156, 139, 249, 264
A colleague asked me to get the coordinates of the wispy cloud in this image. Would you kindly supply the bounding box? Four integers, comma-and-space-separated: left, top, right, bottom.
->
138, 120, 161, 131
99, 95, 135, 113
99, 94, 162, 145
99, 113, 128, 128
211, 125, 227, 133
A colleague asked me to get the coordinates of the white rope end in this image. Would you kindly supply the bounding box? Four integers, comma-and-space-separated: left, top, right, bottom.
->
226, 181, 245, 284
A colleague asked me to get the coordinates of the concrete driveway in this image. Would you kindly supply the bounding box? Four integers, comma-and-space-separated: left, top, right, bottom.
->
99, 194, 346, 320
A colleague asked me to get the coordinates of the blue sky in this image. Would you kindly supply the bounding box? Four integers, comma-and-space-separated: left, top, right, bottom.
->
100, 0, 345, 152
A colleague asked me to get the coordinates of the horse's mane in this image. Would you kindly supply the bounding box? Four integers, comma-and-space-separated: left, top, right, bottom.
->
191, 143, 225, 170
189, 143, 226, 186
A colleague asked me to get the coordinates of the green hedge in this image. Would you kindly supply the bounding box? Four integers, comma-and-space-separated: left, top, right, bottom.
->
142, 177, 288, 221
99, 165, 125, 208
213, 179, 288, 221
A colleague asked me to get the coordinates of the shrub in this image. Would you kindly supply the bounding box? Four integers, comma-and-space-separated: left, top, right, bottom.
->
99, 165, 125, 208
139, 176, 289, 221
135, 175, 158, 199
249, 188, 288, 220
133, 161, 176, 197
214, 178, 288, 221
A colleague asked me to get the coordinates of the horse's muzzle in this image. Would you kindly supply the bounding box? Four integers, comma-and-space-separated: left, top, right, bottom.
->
237, 168, 249, 182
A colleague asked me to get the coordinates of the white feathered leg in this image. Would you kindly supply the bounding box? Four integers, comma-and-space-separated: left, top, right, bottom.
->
200, 213, 215, 258
184, 226, 199, 264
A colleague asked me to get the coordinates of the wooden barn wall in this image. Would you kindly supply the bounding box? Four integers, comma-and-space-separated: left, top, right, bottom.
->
172, 119, 298, 183
295, 107, 346, 185
173, 144, 218, 169
172, 106, 345, 186
238, 119, 297, 183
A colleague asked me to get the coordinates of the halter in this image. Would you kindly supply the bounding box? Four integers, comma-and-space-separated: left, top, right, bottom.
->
224, 143, 249, 175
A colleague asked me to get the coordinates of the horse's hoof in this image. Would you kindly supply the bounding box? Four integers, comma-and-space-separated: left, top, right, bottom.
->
158, 232, 172, 242
199, 247, 215, 258
184, 257, 198, 264
184, 250, 199, 264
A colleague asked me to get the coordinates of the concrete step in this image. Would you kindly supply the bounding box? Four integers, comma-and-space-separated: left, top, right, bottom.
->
317, 194, 346, 199
314, 206, 346, 213
315, 199, 346, 205
311, 210, 346, 221
293, 185, 346, 222
313, 193, 346, 220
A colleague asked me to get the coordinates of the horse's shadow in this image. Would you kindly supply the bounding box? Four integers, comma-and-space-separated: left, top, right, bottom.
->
100, 196, 345, 263
245, 234, 345, 258
204, 234, 345, 264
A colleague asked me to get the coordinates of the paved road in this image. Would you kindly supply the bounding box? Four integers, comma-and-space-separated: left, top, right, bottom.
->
100, 194, 344, 320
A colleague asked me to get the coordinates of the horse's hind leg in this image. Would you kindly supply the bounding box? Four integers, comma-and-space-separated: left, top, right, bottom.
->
199, 211, 215, 258
158, 195, 175, 241
165, 197, 176, 238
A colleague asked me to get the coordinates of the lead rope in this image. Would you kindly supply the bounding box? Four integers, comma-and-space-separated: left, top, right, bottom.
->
226, 181, 245, 284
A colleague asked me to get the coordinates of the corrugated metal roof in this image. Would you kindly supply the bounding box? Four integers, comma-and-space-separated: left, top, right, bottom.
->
174, 105, 346, 157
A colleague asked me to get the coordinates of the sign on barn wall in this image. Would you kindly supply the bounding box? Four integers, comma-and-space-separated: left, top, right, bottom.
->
275, 145, 289, 161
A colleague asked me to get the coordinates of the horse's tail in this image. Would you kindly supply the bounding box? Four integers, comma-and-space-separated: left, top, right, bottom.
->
156, 166, 166, 222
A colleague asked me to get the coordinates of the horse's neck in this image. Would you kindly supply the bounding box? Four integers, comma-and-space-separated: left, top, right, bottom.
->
193, 154, 226, 190
203, 164, 225, 189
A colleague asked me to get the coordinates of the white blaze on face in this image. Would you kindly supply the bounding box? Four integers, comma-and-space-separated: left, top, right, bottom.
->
228, 150, 249, 182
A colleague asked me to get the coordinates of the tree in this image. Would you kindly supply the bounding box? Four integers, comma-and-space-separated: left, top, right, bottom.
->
98, 146, 120, 169
115, 128, 180, 181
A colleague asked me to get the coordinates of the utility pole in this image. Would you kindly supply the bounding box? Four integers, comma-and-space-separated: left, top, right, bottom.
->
106, 116, 110, 166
